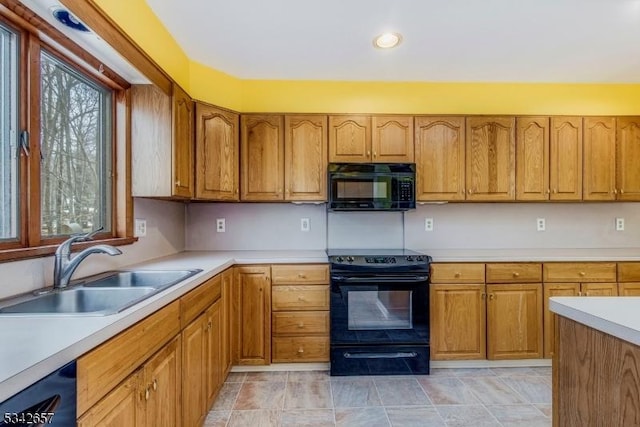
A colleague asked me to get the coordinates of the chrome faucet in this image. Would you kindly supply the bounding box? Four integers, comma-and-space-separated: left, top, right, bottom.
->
53, 227, 122, 289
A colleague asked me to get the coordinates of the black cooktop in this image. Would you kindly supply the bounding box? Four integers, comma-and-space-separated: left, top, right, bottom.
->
327, 249, 423, 257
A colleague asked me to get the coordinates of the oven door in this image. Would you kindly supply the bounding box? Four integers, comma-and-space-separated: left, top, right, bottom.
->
330, 274, 429, 346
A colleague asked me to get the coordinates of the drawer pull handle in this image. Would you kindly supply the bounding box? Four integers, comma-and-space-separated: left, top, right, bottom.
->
454, 272, 461, 278
579, 272, 586, 277
512, 272, 520, 277
297, 347, 305, 354
298, 274, 307, 279
298, 296, 306, 302
297, 322, 305, 328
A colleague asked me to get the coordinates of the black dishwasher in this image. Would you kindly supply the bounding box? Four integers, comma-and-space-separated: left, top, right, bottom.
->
0, 361, 76, 426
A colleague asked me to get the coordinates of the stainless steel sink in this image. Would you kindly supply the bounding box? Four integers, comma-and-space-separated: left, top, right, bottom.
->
0, 269, 203, 316
0, 287, 157, 315
82, 269, 202, 290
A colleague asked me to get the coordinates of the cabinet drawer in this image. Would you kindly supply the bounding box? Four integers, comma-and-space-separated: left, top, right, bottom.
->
272, 285, 329, 311
618, 263, 640, 282
272, 336, 329, 362
271, 264, 329, 284
180, 274, 221, 327
430, 263, 485, 283
543, 263, 616, 282
486, 263, 542, 283
273, 311, 329, 335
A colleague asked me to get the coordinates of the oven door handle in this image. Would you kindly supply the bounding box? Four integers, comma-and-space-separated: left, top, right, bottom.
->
344, 351, 418, 359
331, 275, 429, 283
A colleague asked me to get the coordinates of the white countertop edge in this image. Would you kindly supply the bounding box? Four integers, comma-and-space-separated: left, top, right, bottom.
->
549, 297, 640, 347
412, 248, 640, 262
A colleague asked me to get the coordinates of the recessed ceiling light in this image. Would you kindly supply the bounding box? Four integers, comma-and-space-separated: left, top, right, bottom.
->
373, 32, 402, 49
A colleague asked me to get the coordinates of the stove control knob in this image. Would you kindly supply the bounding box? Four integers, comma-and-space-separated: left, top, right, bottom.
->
389, 258, 396, 264
406, 256, 414, 262
347, 256, 355, 263
416, 256, 424, 262
335, 257, 344, 263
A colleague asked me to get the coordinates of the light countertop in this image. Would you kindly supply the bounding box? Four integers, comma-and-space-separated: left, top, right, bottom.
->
417, 248, 640, 262
0, 250, 327, 403
550, 297, 640, 347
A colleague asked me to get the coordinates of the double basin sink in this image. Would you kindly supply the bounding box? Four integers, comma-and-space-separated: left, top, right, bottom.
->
0, 270, 202, 316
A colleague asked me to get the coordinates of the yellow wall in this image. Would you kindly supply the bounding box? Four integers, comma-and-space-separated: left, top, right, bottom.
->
96, 1, 640, 115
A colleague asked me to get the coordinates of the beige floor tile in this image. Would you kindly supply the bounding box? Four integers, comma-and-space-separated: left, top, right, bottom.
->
245, 371, 288, 382
331, 378, 381, 408
452, 368, 497, 377
501, 376, 552, 404
491, 367, 541, 376
210, 382, 242, 411
374, 378, 431, 406
418, 376, 480, 405
534, 404, 552, 417
285, 381, 333, 409
486, 404, 552, 427
204, 410, 230, 427
335, 407, 390, 427
385, 406, 445, 427
233, 382, 286, 410
288, 371, 330, 382
280, 409, 335, 427
461, 376, 526, 405
225, 372, 247, 383
227, 409, 280, 427
435, 405, 501, 427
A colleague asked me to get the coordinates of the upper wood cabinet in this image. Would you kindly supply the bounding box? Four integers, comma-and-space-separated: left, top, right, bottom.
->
550, 117, 582, 201
371, 116, 414, 162
415, 117, 466, 201
466, 117, 516, 201
329, 115, 413, 163
172, 84, 195, 198
328, 115, 371, 162
241, 115, 285, 201
195, 103, 239, 200
583, 117, 616, 201
516, 117, 550, 201
616, 117, 640, 201
131, 84, 194, 199
284, 115, 328, 201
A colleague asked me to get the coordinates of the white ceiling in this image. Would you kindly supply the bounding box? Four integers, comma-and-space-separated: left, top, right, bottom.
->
146, 0, 640, 83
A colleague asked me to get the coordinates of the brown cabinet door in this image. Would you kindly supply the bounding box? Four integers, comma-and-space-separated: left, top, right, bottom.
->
619, 283, 640, 296
550, 117, 582, 200
328, 115, 371, 162
182, 315, 206, 427
241, 115, 284, 200
284, 115, 328, 201
235, 266, 272, 365
371, 116, 414, 162
144, 335, 182, 427
486, 283, 543, 359
583, 117, 616, 201
516, 117, 550, 200
430, 284, 486, 360
221, 269, 233, 376
172, 84, 194, 198
415, 117, 466, 201
195, 104, 239, 200
616, 117, 640, 201
581, 282, 618, 296
543, 283, 579, 358
77, 371, 145, 427
206, 301, 223, 408
466, 117, 516, 200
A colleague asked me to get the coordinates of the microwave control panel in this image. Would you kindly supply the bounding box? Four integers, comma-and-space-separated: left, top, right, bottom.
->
398, 181, 414, 201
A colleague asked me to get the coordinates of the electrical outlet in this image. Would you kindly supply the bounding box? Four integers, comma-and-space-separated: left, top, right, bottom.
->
537, 218, 546, 232
300, 218, 310, 232
216, 218, 226, 233
616, 217, 625, 231
425, 218, 434, 231
134, 219, 147, 237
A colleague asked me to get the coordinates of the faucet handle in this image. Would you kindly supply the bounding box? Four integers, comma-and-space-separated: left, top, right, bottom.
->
75, 226, 104, 242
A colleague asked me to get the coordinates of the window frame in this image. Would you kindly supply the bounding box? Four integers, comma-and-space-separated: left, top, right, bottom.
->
0, 5, 135, 262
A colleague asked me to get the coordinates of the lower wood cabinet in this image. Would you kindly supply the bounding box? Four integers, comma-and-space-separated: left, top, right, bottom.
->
235, 266, 272, 365
78, 335, 182, 427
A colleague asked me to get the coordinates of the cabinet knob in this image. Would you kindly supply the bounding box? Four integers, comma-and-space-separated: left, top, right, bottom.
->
207, 321, 212, 330
584, 291, 590, 296
546, 189, 551, 194
153, 379, 158, 391
298, 296, 306, 302
145, 388, 150, 401
297, 322, 305, 329
553, 189, 558, 194
489, 294, 495, 300
454, 272, 461, 278
298, 273, 306, 279
468, 189, 473, 195
367, 150, 371, 157
373, 152, 377, 158
578, 291, 583, 296
235, 188, 239, 194
297, 347, 305, 354
481, 293, 486, 299
612, 189, 618, 195
579, 271, 586, 277
461, 189, 466, 194
512, 272, 520, 277
620, 189, 625, 194
175, 180, 181, 186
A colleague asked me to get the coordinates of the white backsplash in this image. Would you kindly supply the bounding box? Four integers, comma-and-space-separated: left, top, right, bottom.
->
0, 198, 186, 300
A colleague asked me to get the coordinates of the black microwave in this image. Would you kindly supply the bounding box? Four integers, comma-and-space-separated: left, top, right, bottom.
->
328, 163, 416, 211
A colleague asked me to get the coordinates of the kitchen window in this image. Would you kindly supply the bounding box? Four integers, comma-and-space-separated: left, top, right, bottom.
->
0, 10, 133, 260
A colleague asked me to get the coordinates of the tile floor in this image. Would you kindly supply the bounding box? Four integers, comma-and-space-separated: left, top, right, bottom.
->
204, 367, 552, 427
